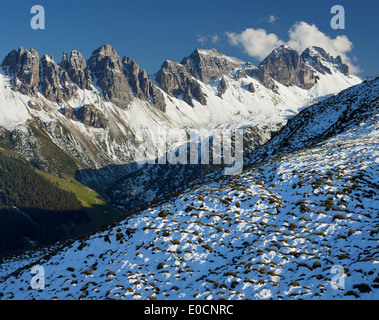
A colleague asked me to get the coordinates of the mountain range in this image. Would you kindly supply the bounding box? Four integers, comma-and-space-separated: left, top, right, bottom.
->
0, 72, 377, 299
0, 44, 360, 204
1, 42, 377, 297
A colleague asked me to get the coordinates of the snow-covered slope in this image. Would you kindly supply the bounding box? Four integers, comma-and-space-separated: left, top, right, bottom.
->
249, 77, 379, 164
1, 78, 377, 300
0, 75, 31, 131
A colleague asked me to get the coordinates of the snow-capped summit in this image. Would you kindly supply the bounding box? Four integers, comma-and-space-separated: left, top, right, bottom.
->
186, 48, 247, 83
301, 46, 349, 76
257, 45, 316, 89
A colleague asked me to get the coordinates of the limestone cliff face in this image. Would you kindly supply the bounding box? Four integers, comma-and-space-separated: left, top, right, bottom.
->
1, 46, 40, 95
186, 48, 244, 84
217, 76, 227, 98
77, 105, 108, 129
155, 59, 207, 107
39, 55, 64, 102
258, 45, 316, 90
122, 57, 166, 112
87, 45, 134, 109
301, 46, 350, 76
155, 48, 247, 106
61, 50, 93, 91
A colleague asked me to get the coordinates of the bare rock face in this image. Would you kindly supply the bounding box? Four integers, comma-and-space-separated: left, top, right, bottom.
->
40, 55, 64, 102
301, 46, 349, 76
155, 60, 206, 107
1, 46, 40, 95
217, 76, 227, 98
60, 51, 69, 70
122, 57, 166, 112
258, 45, 316, 90
257, 68, 278, 93
63, 104, 107, 128
248, 82, 255, 93
155, 48, 248, 106
77, 105, 108, 129
87, 45, 133, 108
61, 50, 93, 90
59, 69, 76, 101
187, 48, 244, 84
2, 48, 80, 102
63, 106, 78, 121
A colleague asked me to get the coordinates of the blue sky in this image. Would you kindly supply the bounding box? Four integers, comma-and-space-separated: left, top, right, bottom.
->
0, 0, 378, 77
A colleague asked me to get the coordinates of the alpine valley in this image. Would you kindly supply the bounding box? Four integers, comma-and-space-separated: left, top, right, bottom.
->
0, 43, 378, 300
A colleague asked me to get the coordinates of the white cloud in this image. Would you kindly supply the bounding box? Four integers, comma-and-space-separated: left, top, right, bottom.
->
287, 22, 359, 73
211, 35, 220, 44
267, 15, 277, 24
226, 21, 360, 73
226, 28, 283, 61
196, 34, 208, 46
196, 34, 220, 46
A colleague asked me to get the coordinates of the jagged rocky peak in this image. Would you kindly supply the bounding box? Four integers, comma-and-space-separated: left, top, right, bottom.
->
1, 46, 40, 95
258, 45, 316, 90
155, 59, 207, 107
60, 51, 69, 70
122, 57, 166, 112
39, 54, 64, 102
60, 50, 92, 90
155, 48, 255, 106
186, 48, 245, 84
68, 50, 87, 70
1, 44, 164, 111
301, 46, 349, 76
87, 44, 124, 73
87, 44, 134, 108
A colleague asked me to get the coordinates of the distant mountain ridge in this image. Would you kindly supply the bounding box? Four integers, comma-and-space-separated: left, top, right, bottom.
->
1, 44, 356, 109
0, 44, 361, 210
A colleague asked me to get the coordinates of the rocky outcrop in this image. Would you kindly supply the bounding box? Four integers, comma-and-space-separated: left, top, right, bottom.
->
77, 105, 108, 129
39, 55, 64, 102
122, 57, 166, 112
63, 106, 79, 121
1, 46, 40, 95
2, 44, 166, 110
301, 46, 349, 76
154, 48, 248, 105
258, 45, 316, 90
155, 60, 206, 107
1, 48, 80, 102
217, 77, 227, 98
257, 45, 351, 91
186, 48, 244, 84
61, 50, 93, 90
63, 104, 108, 129
257, 68, 278, 93
248, 82, 255, 93
87, 45, 133, 109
